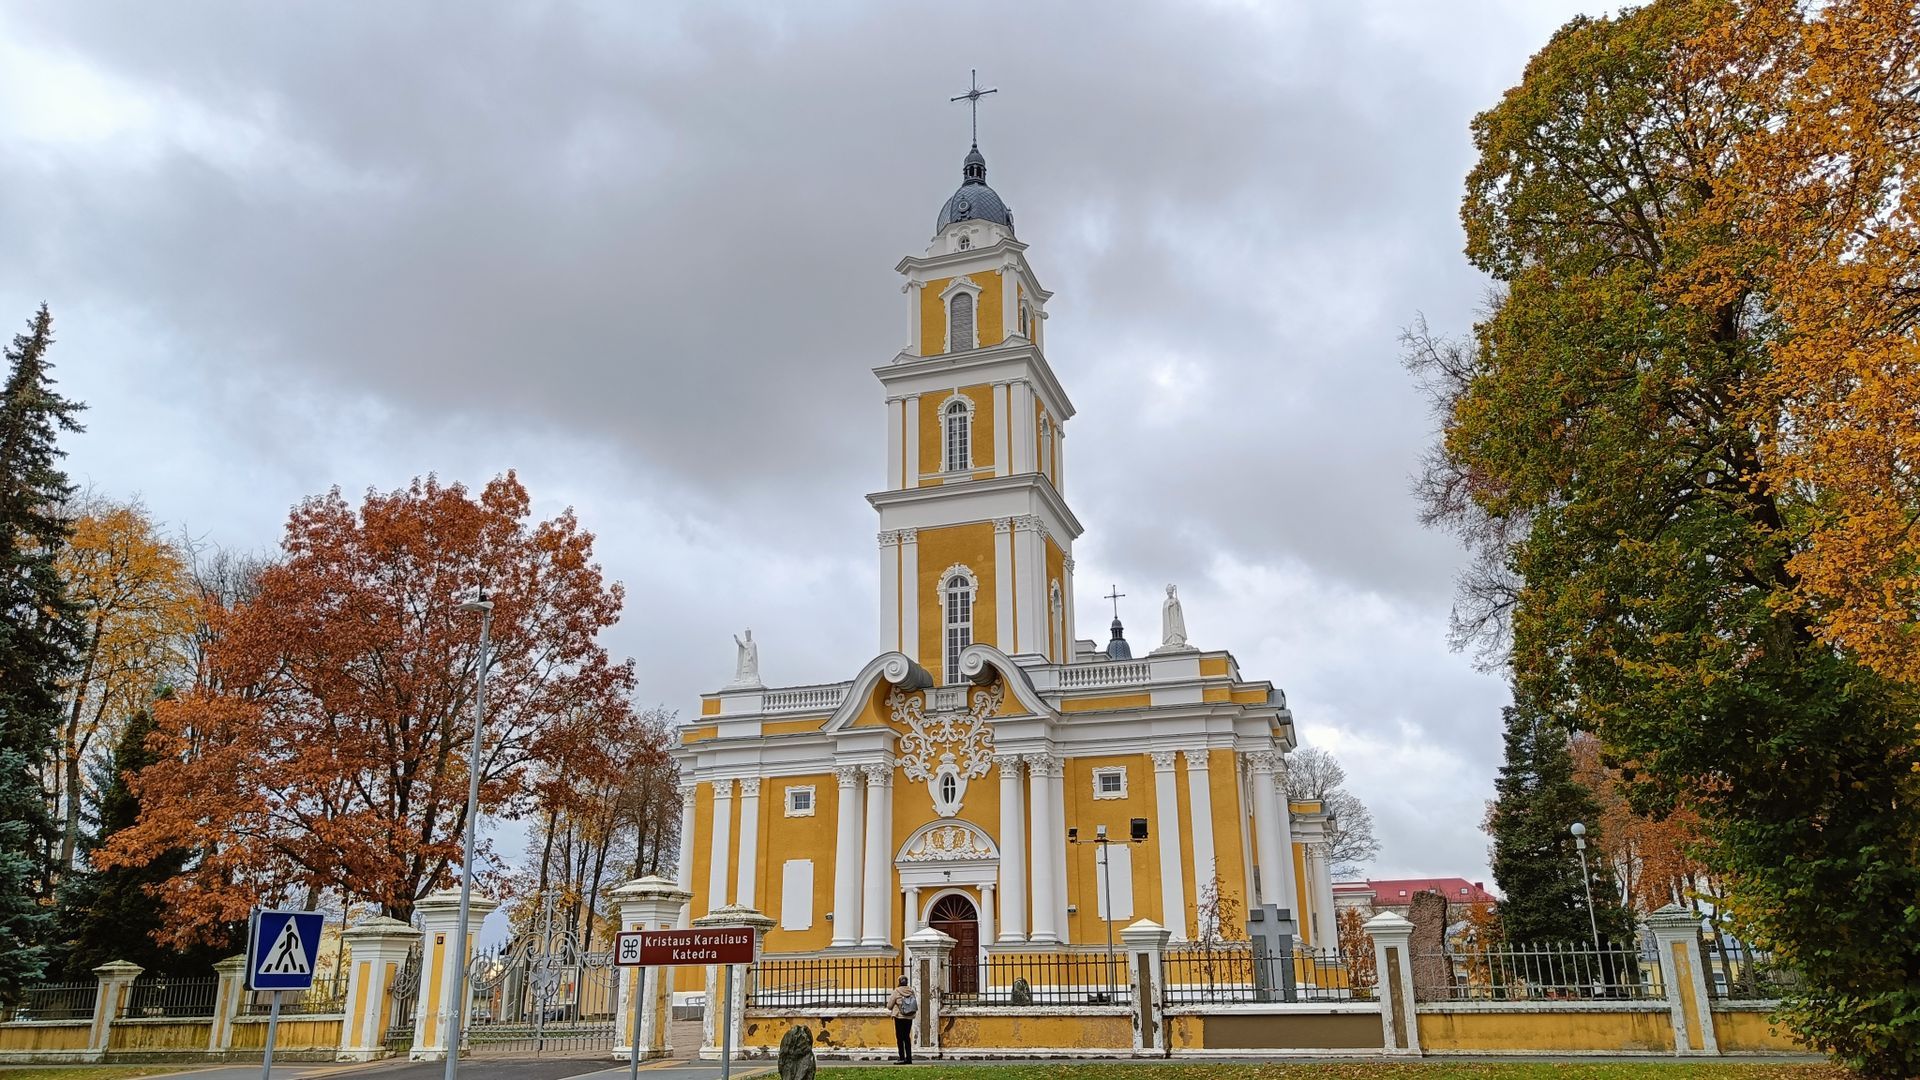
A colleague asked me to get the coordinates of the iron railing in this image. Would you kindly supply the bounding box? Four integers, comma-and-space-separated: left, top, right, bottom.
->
750, 956, 903, 1008
1416, 941, 1663, 1002
244, 973, 348, 1015
2, 982, 97, 1022
1709, 946, 1801, 1002
125, 975, 220, 1019
949, 952, 1131, 1007
1163, 944, 1375, 1004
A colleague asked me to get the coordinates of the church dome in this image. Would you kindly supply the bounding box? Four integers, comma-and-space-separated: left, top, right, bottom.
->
936, 144, 1015, 235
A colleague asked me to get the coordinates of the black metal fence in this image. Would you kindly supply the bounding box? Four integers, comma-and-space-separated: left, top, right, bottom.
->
1709, 945, 1801, 1002
244, 973, 348, 1016
751, 956, 902, 1008
1415, 941, 1664, 1002
950, 951, 1131, 1007
125, 975, 220, 1019
1163, 944, 1375, 1005
1, 982, 97, 1022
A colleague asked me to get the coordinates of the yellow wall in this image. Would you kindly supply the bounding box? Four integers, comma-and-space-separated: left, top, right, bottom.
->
914, 522, 999, 669
744, 1011, 895, 1050
680, 725, 717, 744
1200, 656, 1230, 677
228, 1017, 343, 1052
917, 384, 996, 480
1207, 749, 1251, 936
1062, 754, 1160, 941
919, 273, 1004, 356
1712, 1008, 1805, 1053
943, 1013, 1132, 1050
757, 773, 842, 954
1416, 1008, 1674, 1053
690, 783, 716, 917
1060, 693, 1152, 714
0, 1022, 91, 1052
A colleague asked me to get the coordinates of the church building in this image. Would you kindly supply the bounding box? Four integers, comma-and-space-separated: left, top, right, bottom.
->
670, 124, 1340, 969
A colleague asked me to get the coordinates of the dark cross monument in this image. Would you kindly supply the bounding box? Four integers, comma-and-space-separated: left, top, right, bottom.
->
949, 69, 999, 145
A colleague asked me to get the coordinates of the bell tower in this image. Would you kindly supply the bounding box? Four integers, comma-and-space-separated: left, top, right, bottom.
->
872, 93, 1081, 680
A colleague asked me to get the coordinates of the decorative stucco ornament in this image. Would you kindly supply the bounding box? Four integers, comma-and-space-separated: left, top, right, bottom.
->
889, 681, 1002, 817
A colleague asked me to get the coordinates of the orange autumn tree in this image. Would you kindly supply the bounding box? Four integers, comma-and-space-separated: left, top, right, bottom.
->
1569, 734, 1711, 915
102, 474, 635, 945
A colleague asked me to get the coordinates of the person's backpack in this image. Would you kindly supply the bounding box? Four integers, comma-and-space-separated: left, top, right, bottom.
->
898, 989, 918, 1017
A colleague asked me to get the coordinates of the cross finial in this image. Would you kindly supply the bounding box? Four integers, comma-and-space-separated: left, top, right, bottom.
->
949, 68, 998, 147
1104, 585, 1127, 620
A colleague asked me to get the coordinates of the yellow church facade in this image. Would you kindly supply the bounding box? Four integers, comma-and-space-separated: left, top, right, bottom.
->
670, 138, 1340, 966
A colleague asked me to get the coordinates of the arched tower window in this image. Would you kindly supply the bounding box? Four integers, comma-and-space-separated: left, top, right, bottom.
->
944, 397, 971, 473
948, 291, 975, 352
1020, 304, 1029, 338
957, 234, 971, 251
941, 566, 977, 684
1039, 417, 1054, 481
1050, 580, 1064, 662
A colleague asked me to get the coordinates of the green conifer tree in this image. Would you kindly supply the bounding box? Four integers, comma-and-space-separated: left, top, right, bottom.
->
1486, 701, 1634, 949
55, 704, 231, 977
0, 305, 85, 995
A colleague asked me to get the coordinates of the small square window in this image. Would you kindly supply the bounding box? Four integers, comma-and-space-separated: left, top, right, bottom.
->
1093, 767, 1127, 800
785, 786, 816, 817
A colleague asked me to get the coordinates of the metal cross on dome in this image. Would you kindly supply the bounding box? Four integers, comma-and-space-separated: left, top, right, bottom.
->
1104, 585, 1126, 620
949, 69, 998, 145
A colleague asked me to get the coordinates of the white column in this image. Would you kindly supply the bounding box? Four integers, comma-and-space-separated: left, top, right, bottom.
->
1247, 752, 1289, 912
992, 383, 1012, 476
1150, 752, 1188, 940
1276, 767, 1300, 911
1050, 759, 1069, 939
859, 763, 893, 947
993, 519, 1015, 650
905, 280, 923, 356
1001, 261, 1018, 341
830, 766, 864, 947
1014, 518, 1045, 657
1026, 753, 1061, 944
899, 529, 920, 667
903, 396, 921, 487
675, 783, 698, 928
706, 779, 734, 918
1055, 427, 1066, 493
995, 753, 1027, 942
734, 777, 761, 908
1310, 844, 1339, 951
978, 885, 996, 963
886, 398, 905, 489
1011, 382, 1036, 473
879, 531, 901, 654
904, 887, 921, 935
1183, 750, 1219, 935
1062, 555, 1077, 656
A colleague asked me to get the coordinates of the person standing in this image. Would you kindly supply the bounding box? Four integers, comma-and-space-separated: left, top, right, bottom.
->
886, 975, 918, 1064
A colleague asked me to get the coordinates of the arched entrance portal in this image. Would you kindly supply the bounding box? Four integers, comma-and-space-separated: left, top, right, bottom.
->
927, 894, 980, 994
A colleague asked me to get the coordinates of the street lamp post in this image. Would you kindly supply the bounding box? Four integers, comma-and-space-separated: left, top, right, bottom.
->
1068, 820, 1149, 1004
1570, 822, 1602, 954
445, 597, 494, 1080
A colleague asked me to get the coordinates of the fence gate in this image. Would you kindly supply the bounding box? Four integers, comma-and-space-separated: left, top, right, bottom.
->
384, 941, 423, 1052
464, 900, 616, 1057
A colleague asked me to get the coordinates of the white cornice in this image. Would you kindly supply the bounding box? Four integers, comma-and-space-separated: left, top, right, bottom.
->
866, 472, 1085, 541
895, 239, 1053, 302
875, 340, 1075, 422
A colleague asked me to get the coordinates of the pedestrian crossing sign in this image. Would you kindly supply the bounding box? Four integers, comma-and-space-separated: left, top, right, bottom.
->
247, 908, 324, 991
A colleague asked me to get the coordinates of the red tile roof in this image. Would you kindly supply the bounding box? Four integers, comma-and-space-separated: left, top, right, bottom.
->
1340, 877, 1498, 906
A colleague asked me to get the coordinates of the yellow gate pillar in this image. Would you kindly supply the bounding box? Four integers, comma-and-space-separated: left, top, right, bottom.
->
87, 960, 143, 1059
208, 954, 248, 1054
1364, 911, 1419, 1055
694, 905, 774, 1061
1648, 904, 1717, 1056
1120, 919, 1173, 1057
410, 888, 499, 1061
337, 916, 422, 1061
611, 875, 691, 1062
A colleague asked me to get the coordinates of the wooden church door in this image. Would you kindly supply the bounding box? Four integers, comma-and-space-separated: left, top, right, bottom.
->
928, 894, 980, 994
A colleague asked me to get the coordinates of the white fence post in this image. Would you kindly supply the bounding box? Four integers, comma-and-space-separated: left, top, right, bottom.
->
1647, 904, 1717, 1056
1120, 919, 1172, 1057
1364, 912, 1418, 1055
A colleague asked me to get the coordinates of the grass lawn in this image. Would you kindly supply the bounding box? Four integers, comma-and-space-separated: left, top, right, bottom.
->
0, 1069, 193, 1080
817, 1065, 1845, 1080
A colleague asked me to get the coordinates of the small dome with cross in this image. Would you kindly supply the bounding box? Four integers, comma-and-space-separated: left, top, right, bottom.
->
937, 144, 1015, 236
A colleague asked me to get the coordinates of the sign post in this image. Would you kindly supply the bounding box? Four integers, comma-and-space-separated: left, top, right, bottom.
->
246, 908, 324, 1080
614, 927, 756, 1080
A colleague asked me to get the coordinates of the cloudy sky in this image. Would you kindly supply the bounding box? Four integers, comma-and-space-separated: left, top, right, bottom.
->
0, 1, 1608, 889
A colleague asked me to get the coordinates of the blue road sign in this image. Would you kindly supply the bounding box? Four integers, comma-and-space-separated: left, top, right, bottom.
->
247, 908, 324, 991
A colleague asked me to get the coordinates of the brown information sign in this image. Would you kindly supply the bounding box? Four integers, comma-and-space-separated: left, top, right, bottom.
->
614, 927, 756, 967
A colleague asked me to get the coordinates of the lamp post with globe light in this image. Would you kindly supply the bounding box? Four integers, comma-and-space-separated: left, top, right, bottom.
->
445, 597, 493, 1080
1570, 822, 1602, 954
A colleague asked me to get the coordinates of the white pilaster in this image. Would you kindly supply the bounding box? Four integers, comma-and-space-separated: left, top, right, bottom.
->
978, 885, 996, 964
879, 531, 901, 654
905, 280, 923, 357
995, 753, 1028, 942
993, 519, 1015, 651
1001, 260, 1018, 341
1183, 750, 1219, 936
1014, 518, 1046, 657
899, 529, 920, 666
1055, 427, 1066, 492
1062, 555, 1077, 655
904, 395, 921, 488
830, 766, 864, 947
904, 887, 921, 935
1011, 382, 1036, 473
734, 776, 761, 908
1049, 758, 1069, 939
1150, 752, 1188, 941
1310, 844, 1339, 951
675, 783, 697, 929
859, 763, 894, 947
1247, 751, 1289, 912
1026, 753, 1061, 944
707, 779, 734, 917
993, 382, 1012, 477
